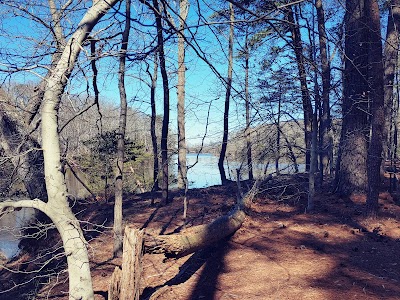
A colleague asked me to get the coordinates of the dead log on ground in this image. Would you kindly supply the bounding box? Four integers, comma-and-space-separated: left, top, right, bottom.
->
144, 182, 259, 258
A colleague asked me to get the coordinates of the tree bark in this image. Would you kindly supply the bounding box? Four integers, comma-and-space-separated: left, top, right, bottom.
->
275, 89, 282, 176
114, 0, 131, 258
150, 53, 160, 194
108, 266, 122, 300
337, 0, 369, 195
383, 1, 400, 164
119, 226, 143, 300
315, 0, 332, 178
177, 0, 189, 190
218, 3, 234, 185
153, 0, 170, 204
244, 34, 254, 181
366, 0, 384, 215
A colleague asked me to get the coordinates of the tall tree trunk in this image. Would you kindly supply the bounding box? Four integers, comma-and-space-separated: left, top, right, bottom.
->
275, 89, 282, 176
153, 0, 171, 204
315, 0, 332, 179
308, 107, 318, 211
383, 1, 400, 164
244, 34, 254, 181
337, 0, 369, 195
366, 0, 385, 215
286, 7, 313, 172
114, 0, 131, 258
177, 0, 189, 190
150, 52, 160, 194
218, 3, 234, 185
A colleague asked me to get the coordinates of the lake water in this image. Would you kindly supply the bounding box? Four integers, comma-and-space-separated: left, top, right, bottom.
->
172, 153, 303, 189
0, 207, 36, 260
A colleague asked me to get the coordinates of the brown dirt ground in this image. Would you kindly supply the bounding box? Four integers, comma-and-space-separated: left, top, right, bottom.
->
2, 175, 400, 300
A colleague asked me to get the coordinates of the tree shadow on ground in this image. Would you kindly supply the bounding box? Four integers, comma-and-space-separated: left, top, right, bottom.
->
187, 242, 228, 300
141, 242, 227, 300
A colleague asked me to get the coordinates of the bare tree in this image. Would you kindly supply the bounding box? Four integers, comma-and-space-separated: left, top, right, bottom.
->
149, 52, 160, 194
315, 0, 332, 179
218, 2, 235, 185
244, 32, 254, 180
285, 5, 313, 172
0, 1, 119, 298
114, 0, 131, 258
177, 0, 189, 190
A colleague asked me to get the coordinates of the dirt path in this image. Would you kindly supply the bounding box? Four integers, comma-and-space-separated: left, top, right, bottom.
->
2, 180, 400, 300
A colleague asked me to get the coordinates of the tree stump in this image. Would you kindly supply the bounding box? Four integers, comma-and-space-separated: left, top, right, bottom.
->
108, 266, 122, 300
108, 226, 144, 300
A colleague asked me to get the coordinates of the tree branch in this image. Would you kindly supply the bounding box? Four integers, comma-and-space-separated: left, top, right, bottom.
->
0, 198, 47, 215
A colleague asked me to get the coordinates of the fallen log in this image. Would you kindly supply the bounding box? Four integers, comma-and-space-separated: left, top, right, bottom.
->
144, 182, 259, 258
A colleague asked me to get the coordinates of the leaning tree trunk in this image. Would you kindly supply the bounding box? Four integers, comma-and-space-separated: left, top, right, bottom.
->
286, 7, 313, 172
144, 182, 259, 258
114, 0, 131, 258
218, 3, 234, 185
1, 2, 120, 299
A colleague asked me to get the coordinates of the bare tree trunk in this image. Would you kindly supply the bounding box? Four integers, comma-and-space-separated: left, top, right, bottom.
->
286, 7, 313, 172
275, 89, 282, 176
177, 0, 189, 190
366, 0, 384, 216
153, 0, 171, 204
114, 0, 131, 258
315, 0, 332, 179
383, 1, 400, 166
218, 3, 234, 185
150, 53, 160, 194
337, 0, 369, 195
308, 107, 318, 212
244, 34, 253, 181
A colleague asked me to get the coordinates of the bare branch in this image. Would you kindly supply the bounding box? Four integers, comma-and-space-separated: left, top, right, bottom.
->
0, 198, 47, 214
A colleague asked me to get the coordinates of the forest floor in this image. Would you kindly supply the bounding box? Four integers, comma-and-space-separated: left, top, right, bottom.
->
2, 174, 400, 300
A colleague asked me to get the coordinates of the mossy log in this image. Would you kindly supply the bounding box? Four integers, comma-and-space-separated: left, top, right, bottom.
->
144, 183, 259, 258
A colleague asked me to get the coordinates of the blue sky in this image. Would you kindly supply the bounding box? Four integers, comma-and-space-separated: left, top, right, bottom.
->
0, 0, 352, 148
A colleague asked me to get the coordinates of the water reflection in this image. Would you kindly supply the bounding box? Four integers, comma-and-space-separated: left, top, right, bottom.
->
0, 207, 35, 259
